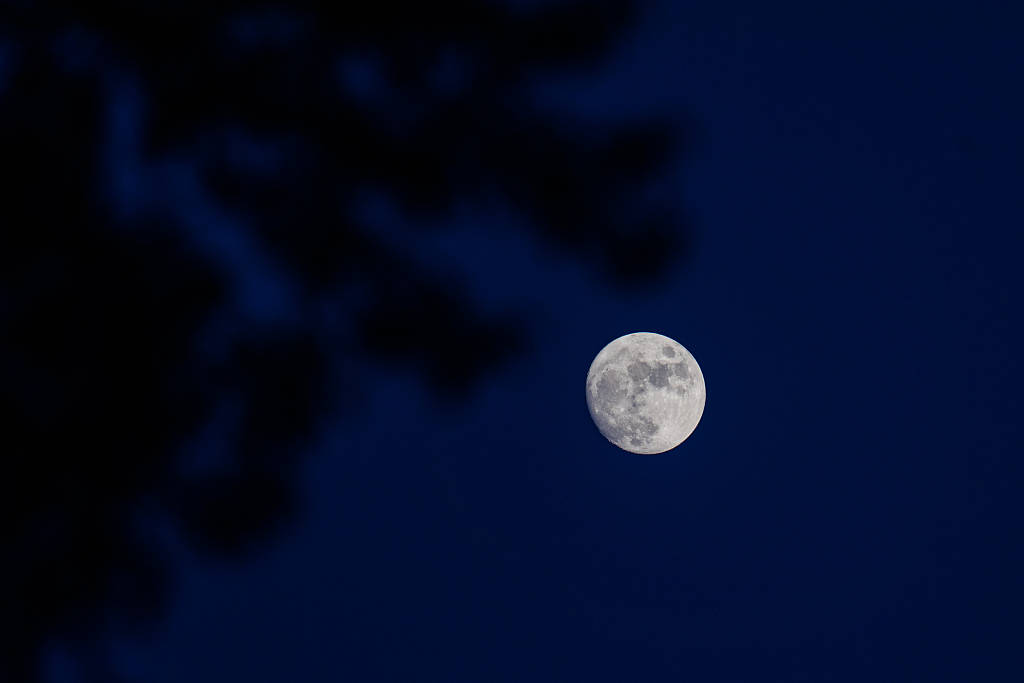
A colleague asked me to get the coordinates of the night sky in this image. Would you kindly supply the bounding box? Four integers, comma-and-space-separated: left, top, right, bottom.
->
4, 1, 1024, 682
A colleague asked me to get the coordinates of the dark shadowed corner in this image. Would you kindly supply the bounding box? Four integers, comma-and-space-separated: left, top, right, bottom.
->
0, 1, 690, 680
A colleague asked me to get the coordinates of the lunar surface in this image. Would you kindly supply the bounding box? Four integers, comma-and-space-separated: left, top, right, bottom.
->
585, 332, 705, 454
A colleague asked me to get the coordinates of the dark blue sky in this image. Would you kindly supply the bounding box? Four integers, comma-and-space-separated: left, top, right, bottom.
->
35, 2, 1024, 681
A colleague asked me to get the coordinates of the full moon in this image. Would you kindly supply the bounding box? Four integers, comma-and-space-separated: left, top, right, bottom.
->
585, 332, 706, 454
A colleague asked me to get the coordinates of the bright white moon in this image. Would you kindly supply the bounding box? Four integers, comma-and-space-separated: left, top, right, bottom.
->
585, 332, 706, 454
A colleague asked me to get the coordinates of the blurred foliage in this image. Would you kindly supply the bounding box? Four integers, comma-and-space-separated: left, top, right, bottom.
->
0, 1, 687, 680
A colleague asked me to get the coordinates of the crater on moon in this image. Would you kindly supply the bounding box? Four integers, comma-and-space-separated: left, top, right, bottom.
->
585, 332, 705, 454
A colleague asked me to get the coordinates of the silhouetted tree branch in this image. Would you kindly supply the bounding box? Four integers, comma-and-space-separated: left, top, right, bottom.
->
0, 1, 689, 680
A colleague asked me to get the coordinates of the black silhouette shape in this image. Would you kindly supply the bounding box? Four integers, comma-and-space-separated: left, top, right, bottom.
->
0, 2, 689, 680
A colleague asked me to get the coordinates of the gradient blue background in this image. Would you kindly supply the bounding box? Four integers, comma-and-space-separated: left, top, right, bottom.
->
25, 1, 1024, 681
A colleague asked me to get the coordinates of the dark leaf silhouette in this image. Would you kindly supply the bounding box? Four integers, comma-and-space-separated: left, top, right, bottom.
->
0, 1, 690, 680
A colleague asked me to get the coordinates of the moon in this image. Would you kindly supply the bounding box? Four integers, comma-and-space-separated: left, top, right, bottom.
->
585, 332, 706, 454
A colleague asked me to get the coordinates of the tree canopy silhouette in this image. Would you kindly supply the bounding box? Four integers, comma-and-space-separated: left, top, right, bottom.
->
0, 1, 689, 680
